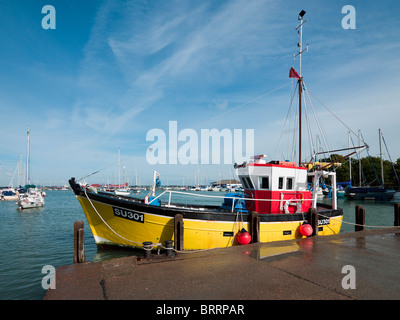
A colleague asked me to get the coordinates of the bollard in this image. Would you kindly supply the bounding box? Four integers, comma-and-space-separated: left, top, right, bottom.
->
74, 220, 85, 263
143, 242, 153, 260
355, 205, 366, 231
174, 214, 184, 251
307, 207, 318, 236
250, 211, 260, 243
165, 240, 174, 257
395, 203, 400, 227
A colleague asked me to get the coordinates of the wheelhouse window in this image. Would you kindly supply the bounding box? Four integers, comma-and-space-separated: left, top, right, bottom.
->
278, 177, 284, 190
286, 177, 293, 190
240, 176, 249, 189
239, 176, 254, 189
259, 176, 269, 189
245, 177, 254, 189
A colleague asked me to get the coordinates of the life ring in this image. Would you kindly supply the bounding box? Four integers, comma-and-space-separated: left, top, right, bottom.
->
284, 198, 301, 214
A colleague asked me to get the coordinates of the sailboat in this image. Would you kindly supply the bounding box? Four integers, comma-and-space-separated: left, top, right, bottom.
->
115, 148, 131, 196
69, 11, 344, 251
17, 128, 45, 209
345, 129, 396, 200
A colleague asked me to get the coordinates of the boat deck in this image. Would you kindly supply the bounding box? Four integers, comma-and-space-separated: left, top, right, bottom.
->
98, 191, 335, 215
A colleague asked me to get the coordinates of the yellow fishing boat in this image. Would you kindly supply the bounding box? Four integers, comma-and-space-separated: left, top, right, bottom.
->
69, 156, 343, 250
69, 10, 344, 251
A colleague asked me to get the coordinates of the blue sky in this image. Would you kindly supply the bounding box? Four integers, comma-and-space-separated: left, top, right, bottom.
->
0, 0, 399, 186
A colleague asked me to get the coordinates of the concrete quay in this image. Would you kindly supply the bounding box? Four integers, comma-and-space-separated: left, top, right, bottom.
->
44, 227, 400, 300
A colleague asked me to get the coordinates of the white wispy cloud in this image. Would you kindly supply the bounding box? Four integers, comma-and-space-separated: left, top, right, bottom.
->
82, 0, 285, 133
3, 0, 400, 186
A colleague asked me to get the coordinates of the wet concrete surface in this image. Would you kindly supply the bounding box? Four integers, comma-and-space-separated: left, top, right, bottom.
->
44, 227, 400, 300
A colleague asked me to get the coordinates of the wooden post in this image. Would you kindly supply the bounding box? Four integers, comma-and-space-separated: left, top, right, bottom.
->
307, 207, 318, 236
174, 214, 184, 251
250, 211, 260, 243
394, 203, 400, 227
74, 220, 85, 263
355, 205, 366, 231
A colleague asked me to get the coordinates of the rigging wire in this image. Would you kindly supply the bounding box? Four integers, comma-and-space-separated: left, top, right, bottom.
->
302, 84, 315, 161
381, 133, 400, 186
273, 81, 298, 159
360, 131, 381, 186
77, 156, 130, 182
307, 89, 368, 147
78, 82, 292, 181
350, 134, 368, 186
303, 81, 332, 162
194, 81, 292, 128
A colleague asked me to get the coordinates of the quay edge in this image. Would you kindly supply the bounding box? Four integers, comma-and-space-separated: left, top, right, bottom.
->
44, 227, 400, 300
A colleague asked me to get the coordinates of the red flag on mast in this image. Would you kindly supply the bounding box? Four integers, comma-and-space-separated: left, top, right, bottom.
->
289, 67, 300, 79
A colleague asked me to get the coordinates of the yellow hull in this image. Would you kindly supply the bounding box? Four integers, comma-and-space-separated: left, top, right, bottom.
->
77, 195, 343, 251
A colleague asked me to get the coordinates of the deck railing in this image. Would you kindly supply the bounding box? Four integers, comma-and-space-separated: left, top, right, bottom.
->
146, 189, 329, 214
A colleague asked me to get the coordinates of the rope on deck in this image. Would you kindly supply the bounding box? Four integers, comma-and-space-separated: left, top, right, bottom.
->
317, 212, 399, 229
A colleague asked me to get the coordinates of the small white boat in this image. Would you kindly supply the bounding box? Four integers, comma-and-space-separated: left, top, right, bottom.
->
18, 186, 45, 209
115, 188, 131, 196
17, 128, 45, 209
1, 188, 19, 201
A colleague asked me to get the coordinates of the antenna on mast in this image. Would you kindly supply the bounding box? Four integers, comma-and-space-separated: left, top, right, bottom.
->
295, 10, 308, 77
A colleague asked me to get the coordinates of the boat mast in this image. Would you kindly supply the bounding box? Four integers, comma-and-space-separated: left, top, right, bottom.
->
379, 128, 384, 187
26, 127, 30, 185
118, 147, 121, 189
296, 10, 307, 165
348, 131, 352, 184
358, 130, 362, 186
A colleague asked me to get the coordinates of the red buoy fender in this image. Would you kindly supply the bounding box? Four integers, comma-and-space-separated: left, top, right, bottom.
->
299, 222, 313, 237
237, 228, 251, 245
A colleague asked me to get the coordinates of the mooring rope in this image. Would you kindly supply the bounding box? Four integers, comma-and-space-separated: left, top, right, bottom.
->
317, 212, 399, 229
83, 186, 231, 254
84, 187, 161, 249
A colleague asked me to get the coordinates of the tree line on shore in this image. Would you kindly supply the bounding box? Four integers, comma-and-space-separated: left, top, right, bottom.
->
329, 154, 400, 189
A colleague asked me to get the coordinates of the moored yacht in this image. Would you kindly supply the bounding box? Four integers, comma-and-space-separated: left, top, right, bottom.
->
1, 188, 19, 201
18, 185, 45, 209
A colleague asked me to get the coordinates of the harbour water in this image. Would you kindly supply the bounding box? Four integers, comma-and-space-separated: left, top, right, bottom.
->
0, 189, 396, 300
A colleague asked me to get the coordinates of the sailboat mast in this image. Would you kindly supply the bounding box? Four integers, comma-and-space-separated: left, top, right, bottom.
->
118, 147, 121, 188
296, 10, 307, 165
26, 127, 30, 185
379, 128, 384, 187
298, 75, 302, 165
348, 131, 352, 184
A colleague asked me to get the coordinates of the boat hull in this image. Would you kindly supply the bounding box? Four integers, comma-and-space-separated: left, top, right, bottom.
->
71, 180, 343, 250
18, 200, 44, 209
115, 190, 131, 196
1, 195, 19, 201
345, 187, 396, 200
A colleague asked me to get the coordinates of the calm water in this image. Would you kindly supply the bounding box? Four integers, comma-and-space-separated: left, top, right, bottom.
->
0, 190, 396, 300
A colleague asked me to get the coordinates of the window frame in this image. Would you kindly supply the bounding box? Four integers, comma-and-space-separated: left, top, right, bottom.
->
278, 177, 284, 190
286, 177, 294, 190
239, 175, 255, 189
259, 176, 270, 190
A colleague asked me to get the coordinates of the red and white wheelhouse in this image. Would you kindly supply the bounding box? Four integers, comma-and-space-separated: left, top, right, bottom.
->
236, 155, 337, 214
